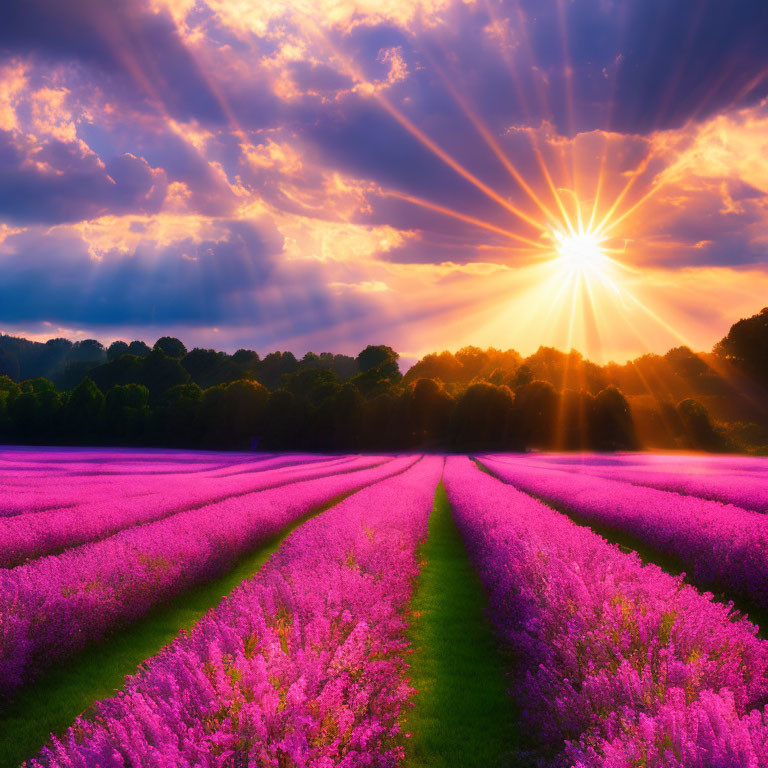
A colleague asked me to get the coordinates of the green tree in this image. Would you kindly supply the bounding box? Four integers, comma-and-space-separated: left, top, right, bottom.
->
403, 351, 463, 385
590, 386, 636, 450
220, 380, 269, 448
89, 354, 144, 392
182, 348, 240, 389
70, 339, 106, 364
450, 382, 516, 449
676, 398, 724, 451
328, 383, 364, 449
558, 389, 595, 450
360, 393, 399, 450
7, 378, 60, 441
258, 352, 299, 389
153, 336, 188, 358
714, 307, 768, 387
515, 379, 558, 449
127, 340, 152, 358
352, 346, 402, 396
356, 344, 399, 372
141, 350, 190, 401
0, 348, 21, 379
107, 340, 130, 362
155, 383, 203, 445
105, 384, 151, 442
0, 375, 19, 436
261, 389, 303, 449
232, 349, 260, 379
282, 368, 340, 404
199, 380, 267, 447
406, 378, 454, 447
62, 377, 105, 442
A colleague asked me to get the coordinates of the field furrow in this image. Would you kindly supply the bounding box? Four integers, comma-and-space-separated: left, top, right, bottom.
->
403, 481, 518, 767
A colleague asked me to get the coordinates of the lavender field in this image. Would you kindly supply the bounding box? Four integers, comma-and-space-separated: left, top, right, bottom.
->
1, 447, 767, 767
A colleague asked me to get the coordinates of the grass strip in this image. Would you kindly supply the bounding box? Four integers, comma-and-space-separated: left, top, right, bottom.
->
403, 482, 519, 768
0, 495, 346, 768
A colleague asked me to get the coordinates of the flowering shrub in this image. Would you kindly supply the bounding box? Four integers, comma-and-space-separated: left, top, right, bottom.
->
443, 456, 768, 767
490, 452, 768, 512
481, 455, 768, 610
26, 456, 443, 768
0, 454, 385, 565
0, 455, 417, 700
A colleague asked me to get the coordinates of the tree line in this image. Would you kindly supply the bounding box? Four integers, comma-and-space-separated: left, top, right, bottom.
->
1, 308, 767, 452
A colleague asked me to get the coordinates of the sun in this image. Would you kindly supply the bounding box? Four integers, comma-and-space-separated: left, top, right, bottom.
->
552, 231, 608, 276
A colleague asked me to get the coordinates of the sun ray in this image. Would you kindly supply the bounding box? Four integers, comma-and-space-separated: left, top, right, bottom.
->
426, 54, 563, 228
296, 17, 551, 234
553, 277, 583, 450
591, 146, 661, 235
588, 135, 610, 233
597, 170, 675, 236
582, 273, 606, 362
492, 0, 575, 233
372, 96, 549, 232
593, 24, 768, 241
555, 0, 580, 211
588, 1, 631, 235
559, 188, 585, 235
381, 190, 551, 249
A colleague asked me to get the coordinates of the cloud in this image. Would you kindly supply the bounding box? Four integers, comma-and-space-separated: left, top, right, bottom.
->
0, 219, 281, 323
1, 0, 768, 359
0, 130, 168, 224
1, 0, 231, 124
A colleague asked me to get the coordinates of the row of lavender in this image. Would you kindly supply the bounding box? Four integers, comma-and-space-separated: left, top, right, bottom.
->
26, 457, 444, 767
0, 455, 417, 701
0, 454, 392, 566
5, 448, 768, 766
482, 455, 768, 611
499, 452, 768, 512
444, 457, 768, 767
0, 448, 285, 483
0, 453, 333, 516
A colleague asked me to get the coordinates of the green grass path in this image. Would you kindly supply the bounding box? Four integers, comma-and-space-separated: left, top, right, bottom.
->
404, 482, 519, 768
0, 499, 342, 768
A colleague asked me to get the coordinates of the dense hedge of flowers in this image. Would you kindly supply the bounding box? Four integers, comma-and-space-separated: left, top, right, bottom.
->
492, 452, 768, 512
0, 455, 417, 702
0, 454, 386, 566
443, 456, 768, 767
0, 452, 337, 516
481, 455, 768, 610
0, 449, 286, 514
26, 456, 443, 768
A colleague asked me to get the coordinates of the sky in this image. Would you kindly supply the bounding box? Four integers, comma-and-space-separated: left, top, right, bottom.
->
1, 0, 768, 365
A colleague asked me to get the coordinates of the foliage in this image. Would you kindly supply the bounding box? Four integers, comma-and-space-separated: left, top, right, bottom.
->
1, 308, 767, 451
714, 306, 768, 386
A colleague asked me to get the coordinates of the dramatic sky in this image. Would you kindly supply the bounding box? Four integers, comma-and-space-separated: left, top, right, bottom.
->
2, 0, 768, 364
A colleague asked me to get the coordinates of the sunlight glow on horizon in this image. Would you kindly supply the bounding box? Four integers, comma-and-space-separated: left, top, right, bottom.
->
2, 0, 766, 368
